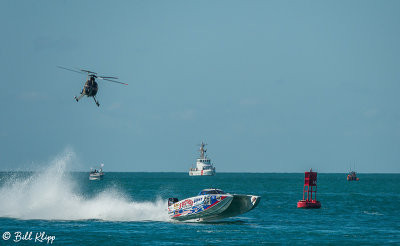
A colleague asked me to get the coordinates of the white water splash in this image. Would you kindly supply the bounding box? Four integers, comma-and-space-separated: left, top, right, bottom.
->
0, 149, 168, 221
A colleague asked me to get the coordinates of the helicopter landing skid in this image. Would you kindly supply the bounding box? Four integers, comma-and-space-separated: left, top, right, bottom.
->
74, 94, 84, 102
93, 96, 100, 107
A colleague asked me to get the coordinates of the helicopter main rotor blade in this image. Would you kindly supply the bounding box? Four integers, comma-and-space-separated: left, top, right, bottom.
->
58, 66, 127, 84
80, 69, 97, 74
57, 66, 86, 75
79, 69, 97, 75
99, 77, 128, 85
99, 76, 119, 79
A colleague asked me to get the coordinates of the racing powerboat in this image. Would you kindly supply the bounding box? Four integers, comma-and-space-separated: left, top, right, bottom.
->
167, 188, 261, 221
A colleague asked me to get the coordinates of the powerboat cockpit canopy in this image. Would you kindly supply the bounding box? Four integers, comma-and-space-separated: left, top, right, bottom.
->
198, 189, 226, 195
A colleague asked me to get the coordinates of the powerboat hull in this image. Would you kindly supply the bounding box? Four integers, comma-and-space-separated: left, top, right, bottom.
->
168, 189, 261, 221
169, 194, 233, 221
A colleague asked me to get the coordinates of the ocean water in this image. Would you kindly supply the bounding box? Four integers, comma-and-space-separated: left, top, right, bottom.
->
0, 154, 399, 245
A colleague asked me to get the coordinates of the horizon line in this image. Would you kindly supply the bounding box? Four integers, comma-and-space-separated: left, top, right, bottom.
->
0, 170, 399, 174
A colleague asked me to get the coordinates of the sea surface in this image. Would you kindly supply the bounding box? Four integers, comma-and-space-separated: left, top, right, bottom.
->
0, 161, 399, 245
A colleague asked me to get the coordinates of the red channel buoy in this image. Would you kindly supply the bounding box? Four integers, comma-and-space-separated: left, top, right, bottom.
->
297, 169, 321, 209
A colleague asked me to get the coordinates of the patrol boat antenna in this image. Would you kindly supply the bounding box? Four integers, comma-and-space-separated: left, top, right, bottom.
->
199, 142, 207, 159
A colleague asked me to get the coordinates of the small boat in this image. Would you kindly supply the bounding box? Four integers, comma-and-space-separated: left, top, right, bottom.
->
347, 170, 359, 181
89, 163, 104, 180
167, 188, 261, 221
189, 142, 215, 176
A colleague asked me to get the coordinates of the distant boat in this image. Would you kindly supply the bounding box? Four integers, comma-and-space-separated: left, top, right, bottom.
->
189, 142, 215, 176
89, 163, 104, 180
347, 170, 359, 181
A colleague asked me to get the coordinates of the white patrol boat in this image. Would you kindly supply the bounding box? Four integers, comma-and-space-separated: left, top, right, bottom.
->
189, 142, 215, 176
167, 188, 261, 221
89, 163, 104, 180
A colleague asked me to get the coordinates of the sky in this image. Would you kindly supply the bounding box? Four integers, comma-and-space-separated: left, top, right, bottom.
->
0, 0, 399, 173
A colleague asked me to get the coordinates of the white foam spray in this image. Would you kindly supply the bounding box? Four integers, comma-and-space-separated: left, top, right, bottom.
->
0, 149, 168, 221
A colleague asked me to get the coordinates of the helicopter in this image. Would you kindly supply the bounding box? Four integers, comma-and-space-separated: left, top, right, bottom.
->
57, 66, 128, 107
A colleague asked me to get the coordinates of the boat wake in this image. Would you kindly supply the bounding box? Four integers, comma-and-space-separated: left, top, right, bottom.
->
0, 149, 168, 222
363, 211, 384, 216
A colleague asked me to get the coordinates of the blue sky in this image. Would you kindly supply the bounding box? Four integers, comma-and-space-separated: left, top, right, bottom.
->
0, 1, 399, 172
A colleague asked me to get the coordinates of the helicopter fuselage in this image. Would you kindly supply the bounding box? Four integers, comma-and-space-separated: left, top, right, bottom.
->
83, 77, 98, 97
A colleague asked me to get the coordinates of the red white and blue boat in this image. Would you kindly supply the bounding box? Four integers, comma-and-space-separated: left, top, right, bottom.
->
168, 189, 261, 221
